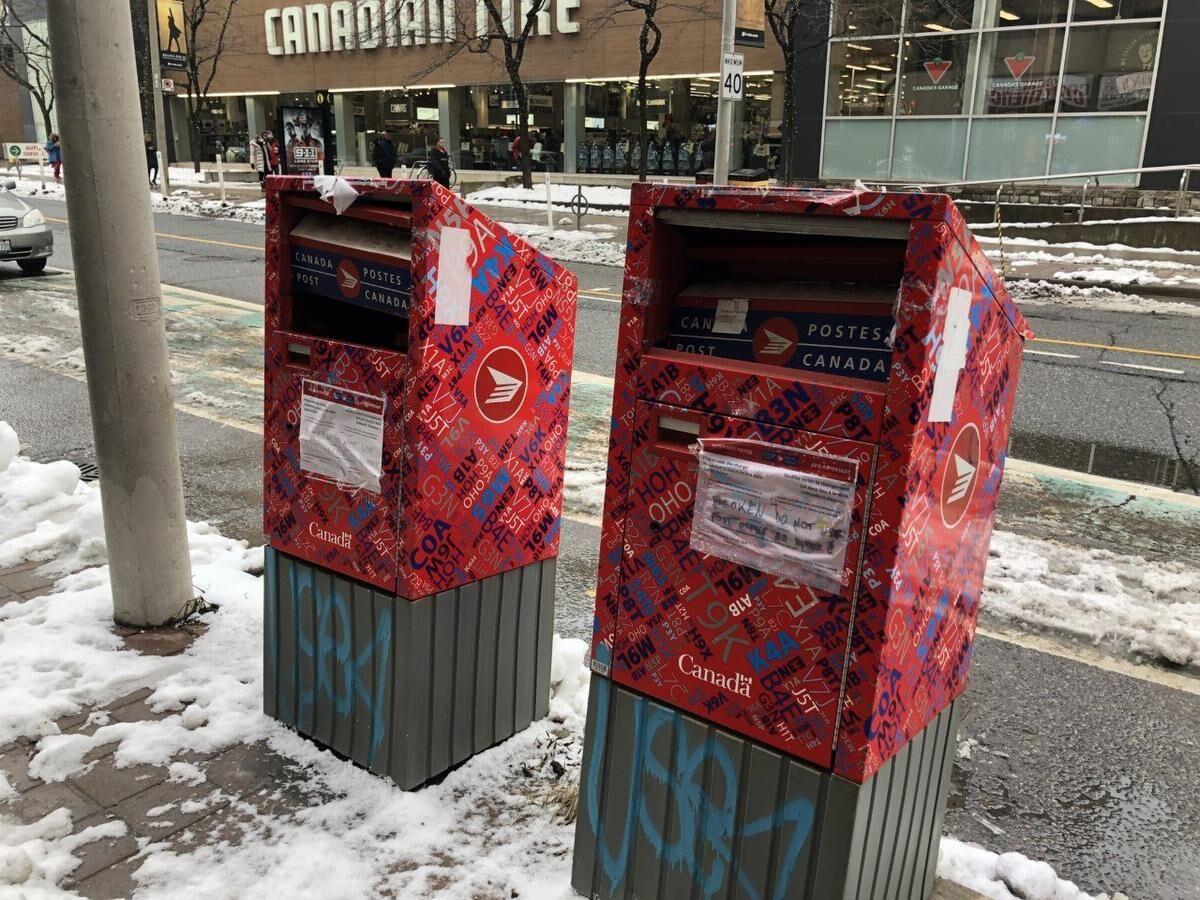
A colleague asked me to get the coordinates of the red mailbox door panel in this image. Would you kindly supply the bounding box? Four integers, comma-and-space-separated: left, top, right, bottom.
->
263, 330, 406, 592
607, 400, 877, 769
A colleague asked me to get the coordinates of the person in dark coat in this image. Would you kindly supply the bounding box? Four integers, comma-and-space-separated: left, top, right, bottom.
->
145, 133, 158, 186
372, 131, 397, 178
426, 137, 452, 188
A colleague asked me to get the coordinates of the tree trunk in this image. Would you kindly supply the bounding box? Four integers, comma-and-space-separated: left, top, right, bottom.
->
39, 104, 53, 139
780, 51, 797, 184
509, 72, 532, 190
636, 68, 648, 182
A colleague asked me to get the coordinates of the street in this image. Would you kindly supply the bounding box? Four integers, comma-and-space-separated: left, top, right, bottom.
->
0, 196, 1198, 896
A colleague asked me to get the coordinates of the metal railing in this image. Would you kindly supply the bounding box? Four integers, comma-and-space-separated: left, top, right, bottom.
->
893, 164, 1200, 223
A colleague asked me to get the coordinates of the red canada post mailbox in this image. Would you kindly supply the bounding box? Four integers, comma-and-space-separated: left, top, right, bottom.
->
573, 185, 1031, 900
260, 176, 577, 789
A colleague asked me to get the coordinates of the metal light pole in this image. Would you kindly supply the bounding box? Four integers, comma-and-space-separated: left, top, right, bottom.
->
146, 0, 172, 195
712, 0, 738, 185
47, 0, 193, 627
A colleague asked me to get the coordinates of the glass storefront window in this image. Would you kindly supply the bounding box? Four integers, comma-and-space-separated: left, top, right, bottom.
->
1050, 115, 1146, 183
981, 0, 1068, 28
906, 0, 977, 34
966, 117, 1051, 179
1060, 23, 1158, 112
892, 118, 968, 180
977, 28, 1066, 114
1073, 0, 1163, 22
830, 0, 904, 37
821, 119, 891, 179
828, 39, 899, 116
898, 33, 976, 115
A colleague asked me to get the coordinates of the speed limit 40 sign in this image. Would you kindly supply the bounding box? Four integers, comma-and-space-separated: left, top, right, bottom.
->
720, 52, 745, 102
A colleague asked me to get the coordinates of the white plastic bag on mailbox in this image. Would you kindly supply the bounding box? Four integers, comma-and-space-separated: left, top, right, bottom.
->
689, 440, 857, 594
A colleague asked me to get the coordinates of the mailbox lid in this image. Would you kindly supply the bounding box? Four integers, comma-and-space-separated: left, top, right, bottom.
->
263, 331, 406, 593
604, 399, 877, 770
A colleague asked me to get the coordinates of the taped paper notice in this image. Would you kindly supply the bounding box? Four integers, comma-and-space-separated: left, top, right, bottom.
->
436, 226, 472, 326
690, 441, 857, 593
712, 298, 749, 334
299, 381, 385, 493
929, 286, 971, 423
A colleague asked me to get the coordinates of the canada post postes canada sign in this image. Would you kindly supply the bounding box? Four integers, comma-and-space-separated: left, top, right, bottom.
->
290, 244, 411, 317
263, 0, 581, 56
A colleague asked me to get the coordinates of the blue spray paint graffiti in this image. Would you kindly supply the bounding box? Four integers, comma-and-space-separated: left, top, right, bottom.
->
585, 679, 816, 900
280, 575, 393, 765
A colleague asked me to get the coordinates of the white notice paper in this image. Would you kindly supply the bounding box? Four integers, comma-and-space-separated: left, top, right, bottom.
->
690, 441, 857, 593
436, 226, 473, 326
928, 286, 971, 423
712, 298, 749, 334
299, 381, 386, 493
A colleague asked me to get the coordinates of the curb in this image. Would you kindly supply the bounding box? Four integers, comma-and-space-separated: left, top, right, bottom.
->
1011, 275, 1200, 302
1005, 456, 1200, 510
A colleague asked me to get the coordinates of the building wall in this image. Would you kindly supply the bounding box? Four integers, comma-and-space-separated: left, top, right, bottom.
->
0, 75, 32, 143
199, 0, 785, 93
1141, 0, 1199, 189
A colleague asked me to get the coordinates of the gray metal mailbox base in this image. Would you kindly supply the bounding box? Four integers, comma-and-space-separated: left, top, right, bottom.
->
572, 676, 960, 900
263, 548, 555, 790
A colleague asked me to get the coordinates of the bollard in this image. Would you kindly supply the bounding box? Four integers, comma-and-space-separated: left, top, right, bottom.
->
215, 154, 226, 204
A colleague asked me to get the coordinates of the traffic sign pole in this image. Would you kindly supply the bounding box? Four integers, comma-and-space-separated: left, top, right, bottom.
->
713, 0, 738, 185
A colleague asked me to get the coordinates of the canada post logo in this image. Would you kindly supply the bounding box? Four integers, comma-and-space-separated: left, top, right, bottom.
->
474, 346, 528, 424
336, 259, 360, 298
752, 317, 797, 366
940, 422, 980, 529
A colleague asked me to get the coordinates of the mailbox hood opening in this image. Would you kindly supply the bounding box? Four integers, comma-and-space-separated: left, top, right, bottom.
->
286, 212, 412, 352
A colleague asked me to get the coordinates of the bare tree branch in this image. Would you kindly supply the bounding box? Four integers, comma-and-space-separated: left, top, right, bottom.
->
179, 0, 241, 172
0, 1, 55, 136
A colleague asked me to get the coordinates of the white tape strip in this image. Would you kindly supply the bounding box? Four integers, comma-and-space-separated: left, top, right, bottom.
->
435, 226, 472, 326
929, 286, 971, 423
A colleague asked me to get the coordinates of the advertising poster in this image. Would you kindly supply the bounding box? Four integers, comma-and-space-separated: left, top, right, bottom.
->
157, 0, 187, 70
734, 0, 765, 48
279, 106, 326, 175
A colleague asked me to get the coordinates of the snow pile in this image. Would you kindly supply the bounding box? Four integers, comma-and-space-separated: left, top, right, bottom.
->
983, 530, 1200, 668
938, 839, 1121, 900
8, 176, 267, 225
1008, 280, 1200, 317
0, 808, 127, 895
505, 222, 625, 268
468, 182, 631, 213
562, 461, 608, 518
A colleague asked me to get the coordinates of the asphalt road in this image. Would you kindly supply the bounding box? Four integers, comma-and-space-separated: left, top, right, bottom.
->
31, 193, 1200, 491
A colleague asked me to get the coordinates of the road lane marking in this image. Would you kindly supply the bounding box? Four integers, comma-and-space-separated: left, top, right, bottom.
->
45, 215, 263, 253
1033, 336, 1200, 362
1100, 360, 1185, 376
580, 291, 620, 304
1025, 349, 1080, 359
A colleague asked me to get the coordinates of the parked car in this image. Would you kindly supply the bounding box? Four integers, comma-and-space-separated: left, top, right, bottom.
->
0, 181, 52, 274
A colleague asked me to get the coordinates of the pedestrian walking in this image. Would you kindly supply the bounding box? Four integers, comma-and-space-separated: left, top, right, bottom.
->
426, 137, 452, 189
44, 134, 62, 182
145, 133, 158, 186
372, 131, 397, 178
250, 130, 279, 189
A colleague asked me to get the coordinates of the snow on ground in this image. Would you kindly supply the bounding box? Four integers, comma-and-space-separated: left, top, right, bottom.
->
937, 839, 1113, 900
1008, 279, 1200, 317
7, 176, 268, 225
467, 183, 631, 215
976, 233, 1200, 259
0, 423, 1146, 897
983, 529, 1200, 669
505, 222, 625, 268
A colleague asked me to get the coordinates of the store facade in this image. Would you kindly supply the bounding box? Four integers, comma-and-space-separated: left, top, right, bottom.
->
2, 0, 1191, 186
159, 0, 788, 175
816, 0, 1176, 186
